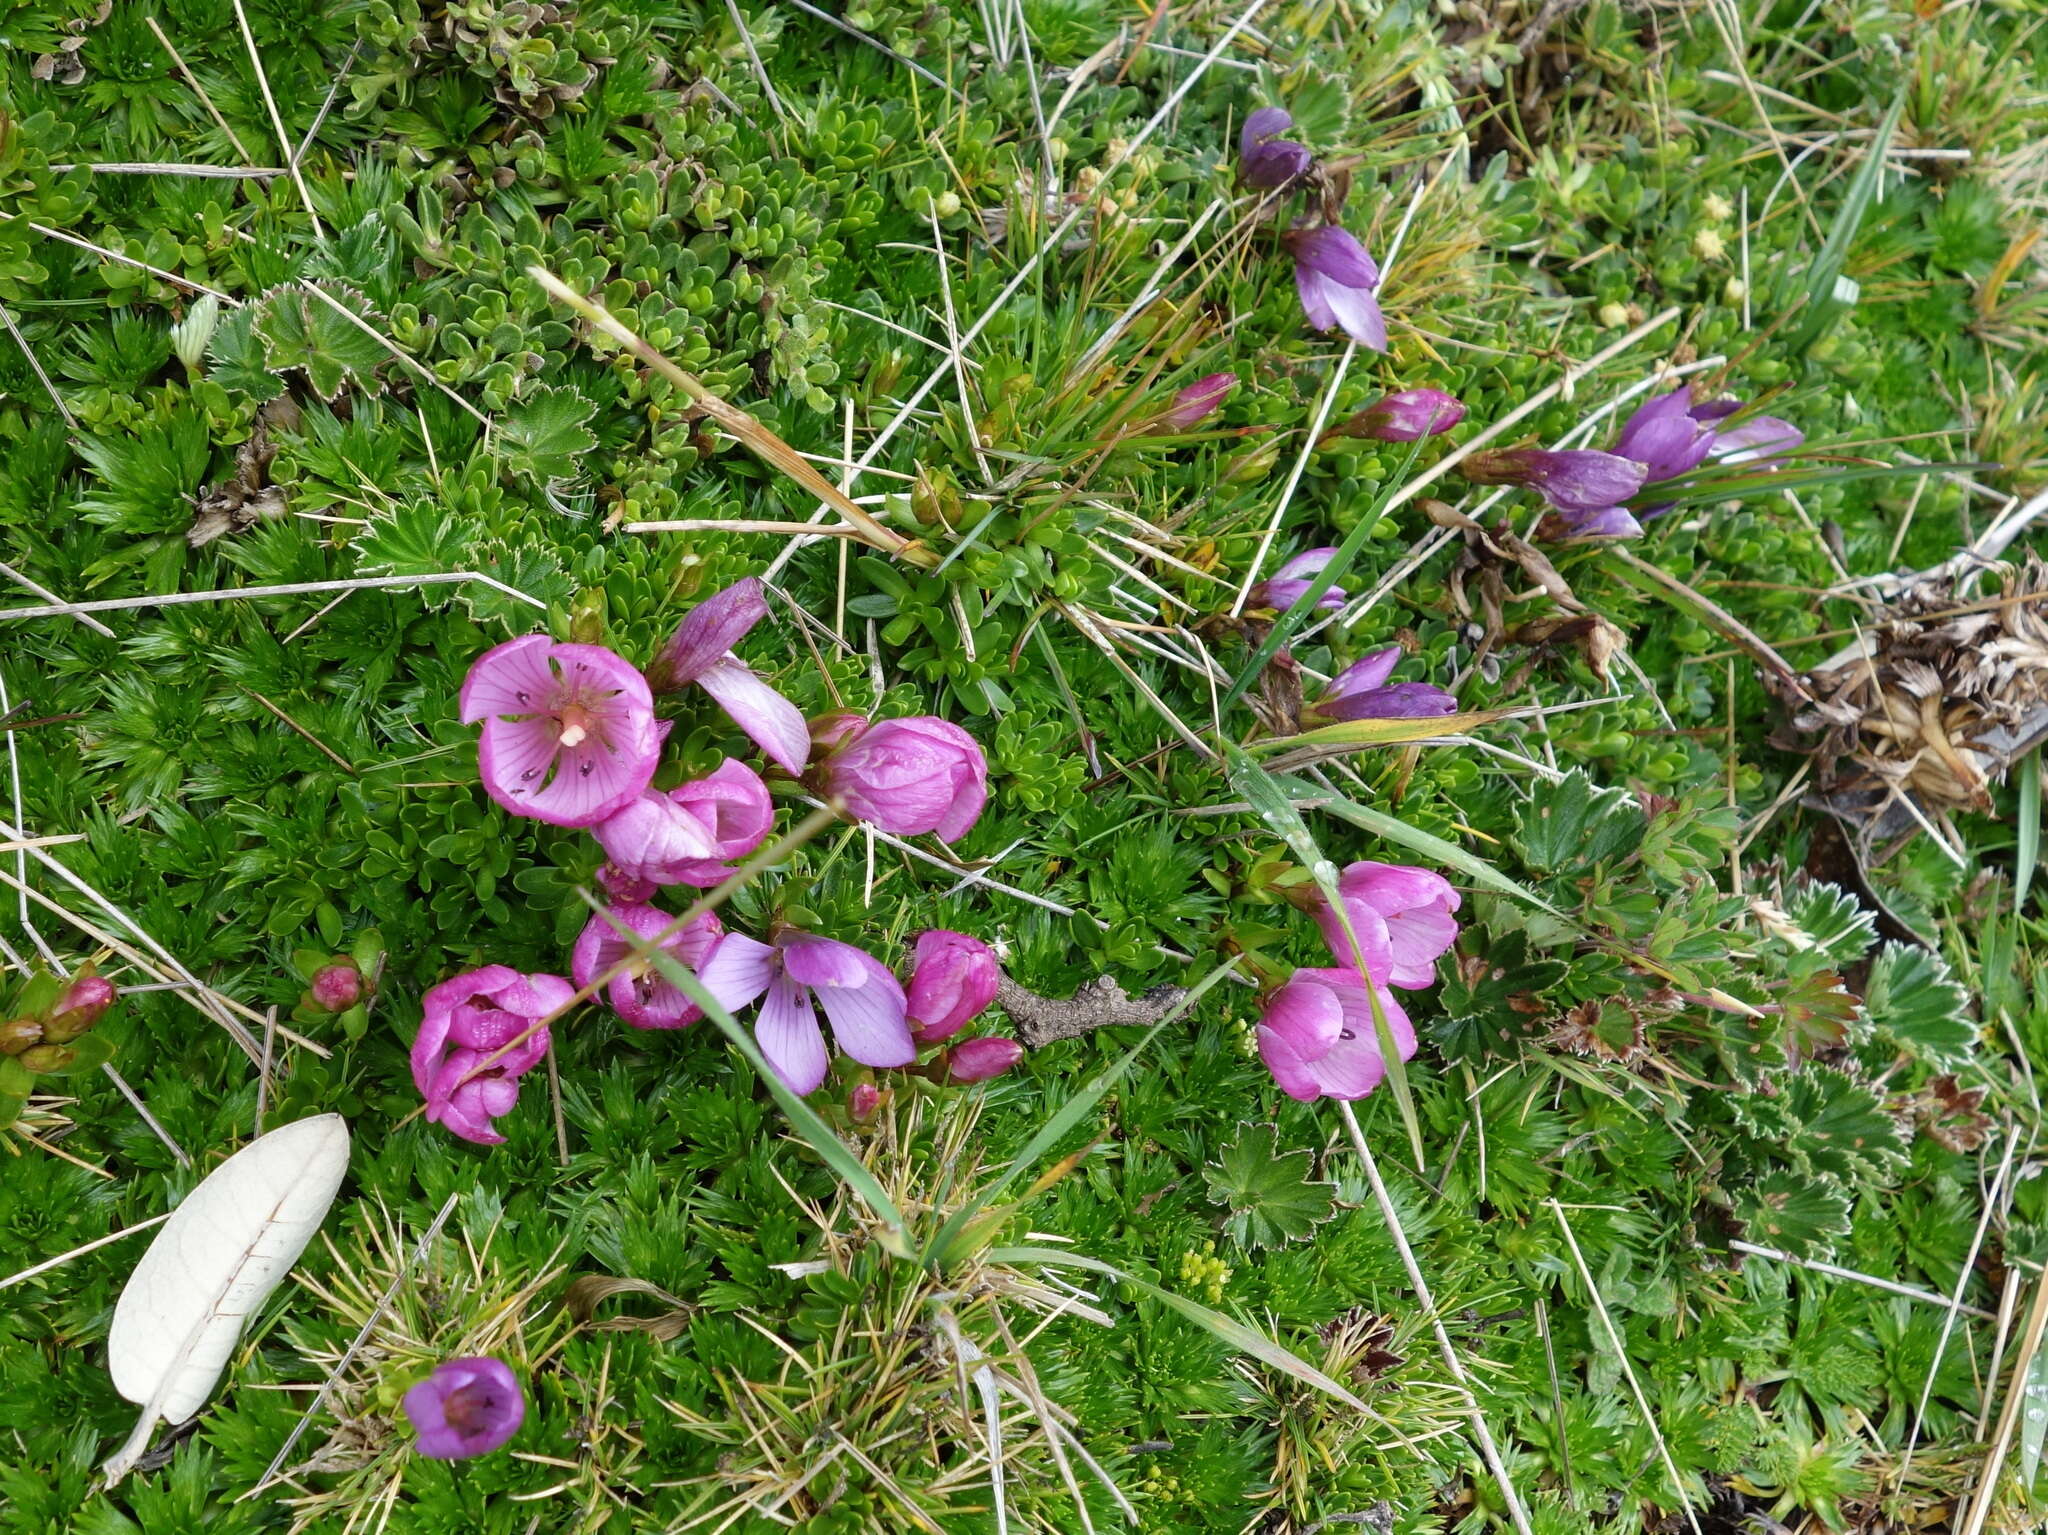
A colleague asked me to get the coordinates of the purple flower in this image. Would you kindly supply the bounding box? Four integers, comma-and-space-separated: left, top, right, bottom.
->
460, 636, 665, 828
1159, 372, 1236, 431
1613, 387, 1721, 484
1239, 107, 1313, 190
1462, 447, 1647, 515
644, 579, 810, 774
308, 961, 363, 1014
410, 965, 569, 1145
571, 903, 725, 1029
948, 1035, 1024, 1083
816, 717, 988, 843
1306, 648, 1457, 722
1245, 547, 1345, 613
1332, 388, 1465, 442
1310, 861, 1462, 990
1258, 967, 1416, 1102
904, 929, 999, 1045
404, 1357, 525, 1460
1285, 227, 1387, 352
50, 973, 116, 1033
698, 930, 915, 1094
1555, 505, 1646, 539
1694, 401, 1802, 466
593, 759, 775, 898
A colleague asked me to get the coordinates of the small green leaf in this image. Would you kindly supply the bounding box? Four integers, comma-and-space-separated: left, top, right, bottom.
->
1863, 942, 1974, 1068
499, 384, 599, 483
1514, 770, 1640, 874
35, 1032, 114, 1076
1203, 1123, 1337, 1248
1738, 1170, 1852, 1255
253, 281, 388, 400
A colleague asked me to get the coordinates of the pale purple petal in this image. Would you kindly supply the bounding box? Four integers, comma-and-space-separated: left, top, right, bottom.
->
1241, 107, 1294, 152
698, 932, 779, 1014
802, 948, 913, 1069
1291, 227, 1379, 287
1295, 265, 1339, 333
459, 635, 561, 723
650, 579, 769, 689
781, 934, 875, 991
1330, 647, 1400, 693
1382, 905, 1461, 989
1321, 280, 1388, 352
1710, 414, 1802, 465
1274, 547, 1339, 582
696, 656, 811, 774
756, 972, 830, 1094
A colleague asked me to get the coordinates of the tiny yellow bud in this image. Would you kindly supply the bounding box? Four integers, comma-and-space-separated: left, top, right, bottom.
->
1702, 192, 1734, 223
1692, 228, 1727, 262
1722, 275, 1747, 305
1597, 300, 1631, 329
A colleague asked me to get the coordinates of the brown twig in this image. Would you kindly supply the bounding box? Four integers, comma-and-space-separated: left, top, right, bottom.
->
998, 974, 1189, 1050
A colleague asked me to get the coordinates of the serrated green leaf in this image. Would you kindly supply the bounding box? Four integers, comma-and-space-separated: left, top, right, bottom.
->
253, 282, 387, 401
1782, 1066, 1906, 1180
1863, 942, 1975, 1068
1202, 1123, 1337, 1249
1738, 1170, 1852, 1255
1515, 770, 1641, 874
352, 500, 475, 591
499, 384, 599, 483
1782, 881, 1878, 966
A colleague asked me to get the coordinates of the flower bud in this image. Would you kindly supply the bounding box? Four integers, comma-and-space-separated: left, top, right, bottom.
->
18, 1043, 76, 1072
816, 717, 988, 843
947, 1036, 1024, 1083
307, 960, 363, 1014
1158, 373, 1236, 431
1327, 388, 1465, 443
849, 1081, 881, 1122
905, 930, 1000, 1044
45, 975, 116, 1042
0, 1018, 43, 1055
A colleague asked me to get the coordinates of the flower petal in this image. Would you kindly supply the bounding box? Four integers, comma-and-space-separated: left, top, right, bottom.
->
698, 933, 778, 1014
1321, 279, 1388, 352
459, 634, 561, 723
695, 657, 811, 774
809, 959, 914, 1069
650, 579, 769, 689
756, 973, 830, 1094
1294, 265, 1339, 333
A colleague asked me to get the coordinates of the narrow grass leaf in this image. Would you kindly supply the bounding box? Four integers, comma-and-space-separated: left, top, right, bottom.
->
988, 1245, 1368, 1412
1249, 709, 1509, 755
1784, 87, 1907, 351
2019, 749, 2041, 910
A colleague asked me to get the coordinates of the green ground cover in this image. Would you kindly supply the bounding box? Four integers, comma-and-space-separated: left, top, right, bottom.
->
3, 0, 2047, 1531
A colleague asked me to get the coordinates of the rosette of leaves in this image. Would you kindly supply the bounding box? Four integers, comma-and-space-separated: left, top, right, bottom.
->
0, 966, 117, 1130
1203, 1123, 1337, 1249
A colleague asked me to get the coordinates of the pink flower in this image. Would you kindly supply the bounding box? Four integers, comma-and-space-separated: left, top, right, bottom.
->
698, 931, 914, 1095
948, 1035, 1024, 1082
644, 579, 809, 773
571, 903, 725, 1029
1159, 373, 1236, 431
1332, 388, 1465, 442
904, 929, 999, 1045
410, 965, 569, 1145
460, 636, 664, 828
1285, 227, 1387, 352
404, 1357, 525, 1459
1311, 861, 1462, 990
1245, 547, 1345, 613
592, 759, 775, 895
50, 973, 116, 1033
1258, 967, 1416, 1102
1462, 448, 1647, 518
816, 716, 988, 843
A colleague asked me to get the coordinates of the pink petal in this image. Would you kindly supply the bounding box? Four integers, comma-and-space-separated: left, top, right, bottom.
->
1313, 897, 1394, 984
696, 657, 811, 774
1261, 976, 1346, 1058
1295, 265, 1339, 333
781, 934, 874, 990
1342, 861, 1462, 917
756, 972, 829, 1094
459, 634, 560, 723
1383, 906, 1460, 989
809, 964, 913, 1068
530, 735, 661, 828
1257, 1024, 1325, 1102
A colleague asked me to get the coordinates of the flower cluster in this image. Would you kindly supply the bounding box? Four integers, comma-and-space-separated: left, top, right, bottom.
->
1260, 862, 1462, 1101
415, 580, 1016, 1143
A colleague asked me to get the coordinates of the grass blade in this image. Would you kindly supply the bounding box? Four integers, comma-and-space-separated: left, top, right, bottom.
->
1783, 86, 1907, 352
2019, 749, 2040, 910
987, 1245, 1368, 1412
922, 957, 1242, 1267
1247, 709, 1509, 756
1223, 745, 1426, 1167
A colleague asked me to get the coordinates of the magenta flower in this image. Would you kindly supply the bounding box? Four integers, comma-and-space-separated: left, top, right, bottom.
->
816, 716, 988, 843
1311, 861, 1462, 990
904, 929, 999, 1045
410, 966, 568, 1145
1305, 648, 1456, 723
460, 636, 664, 828
1258, 967, 1416, 1102
1285, 227, 1387, 352
1463, 447, 1647, 516
644, 579, 810, 773
698, 930, 915, 1094
948, 1035, 1024, 1083
308, 960, 363, 1013
1159, 372, 1237, 431
1239, 107, 1312, 189
50, 974, 116, 1033
1245, 546, 1345, 613
403, 1357, 525, 1460
1332, 388, 1465, 443
593, 758, 775, 898
571, 903, 725, 1029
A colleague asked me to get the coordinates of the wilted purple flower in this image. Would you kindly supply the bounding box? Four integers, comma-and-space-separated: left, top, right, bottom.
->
1159, 372, 1236, 431
411, 966, 568, 1145
1285, 227, 1387, 352
816, 717, 988, 843
1462, 447, 1647, 515
1310, 861, 1462, 990
461, 637, 665, 828
1305, 648, 1456, 723
308, 960, 363, 1014
404, 1357, 525, 1460
1257, 967, 1416, 1102
644, 579, 809, 774
904, 929, 999, 1045
571, 903, 725, 1029
593, 759, 775, 898
1239, 107, 1312, 190
1331, 388, 1465, 443
948, 1035, 1024, 1083
699, 930, 914, 1095
1245, 547, 1345, 613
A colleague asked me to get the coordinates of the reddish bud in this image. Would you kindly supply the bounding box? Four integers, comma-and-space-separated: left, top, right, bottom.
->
948, 1036, 1024, 1083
